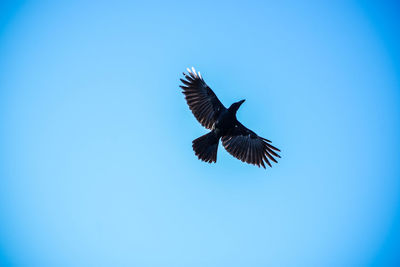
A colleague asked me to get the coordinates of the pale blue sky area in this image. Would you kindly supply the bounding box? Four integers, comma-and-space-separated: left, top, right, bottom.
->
0, 1, 400, 266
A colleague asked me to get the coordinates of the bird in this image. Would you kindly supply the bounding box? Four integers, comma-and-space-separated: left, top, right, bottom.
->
180, 67, 281, 168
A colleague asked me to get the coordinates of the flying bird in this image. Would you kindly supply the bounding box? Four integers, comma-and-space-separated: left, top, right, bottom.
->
180, 67, 281, 168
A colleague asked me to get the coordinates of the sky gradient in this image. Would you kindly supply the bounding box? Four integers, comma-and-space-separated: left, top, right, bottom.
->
1, 1, 400, 266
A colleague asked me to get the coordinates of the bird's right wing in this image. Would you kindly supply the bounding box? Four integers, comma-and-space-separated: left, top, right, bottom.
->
221, 122, 281, 168
180, 67, 225, 129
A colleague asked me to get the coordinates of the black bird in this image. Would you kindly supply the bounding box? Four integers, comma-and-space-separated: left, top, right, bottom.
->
180, 67, 281, 168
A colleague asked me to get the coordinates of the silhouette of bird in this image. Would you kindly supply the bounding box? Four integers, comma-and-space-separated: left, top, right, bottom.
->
180, 67, 281, 168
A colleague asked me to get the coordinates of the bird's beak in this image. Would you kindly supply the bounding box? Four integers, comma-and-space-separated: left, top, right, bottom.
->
238, 99, 246, 106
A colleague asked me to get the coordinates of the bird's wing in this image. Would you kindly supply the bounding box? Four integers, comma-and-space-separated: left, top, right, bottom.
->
221, 122, 281, 168
180, 67, 225, 129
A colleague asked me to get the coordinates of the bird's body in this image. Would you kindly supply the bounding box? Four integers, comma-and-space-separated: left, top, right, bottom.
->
214, 104, 240, 135
180, 67, 280, 168
214, 111, 232, 137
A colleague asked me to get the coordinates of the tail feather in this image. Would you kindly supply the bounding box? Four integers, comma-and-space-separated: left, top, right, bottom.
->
192, 131, 219, 163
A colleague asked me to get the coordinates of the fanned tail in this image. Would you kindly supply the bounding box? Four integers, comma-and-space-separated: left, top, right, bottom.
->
192, 131, 219, 163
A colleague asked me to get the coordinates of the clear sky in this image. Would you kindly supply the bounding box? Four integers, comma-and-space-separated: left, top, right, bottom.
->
0, 1, 400, 266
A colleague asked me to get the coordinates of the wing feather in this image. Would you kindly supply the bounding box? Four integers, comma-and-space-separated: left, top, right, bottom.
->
180, 68, 225, 129
221, 122, 280, 168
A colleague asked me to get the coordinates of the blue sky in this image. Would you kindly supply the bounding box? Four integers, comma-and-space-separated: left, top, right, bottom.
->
0, 1, 399, 266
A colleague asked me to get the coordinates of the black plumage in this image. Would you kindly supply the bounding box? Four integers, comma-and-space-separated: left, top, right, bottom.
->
180, 67, 280, 168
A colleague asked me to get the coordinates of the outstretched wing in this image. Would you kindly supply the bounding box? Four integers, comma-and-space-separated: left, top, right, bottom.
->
180, 67, 225, 129
221, 122, 281, 168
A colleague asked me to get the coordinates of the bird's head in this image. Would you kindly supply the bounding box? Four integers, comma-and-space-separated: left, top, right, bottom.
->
229, 99, 246, 113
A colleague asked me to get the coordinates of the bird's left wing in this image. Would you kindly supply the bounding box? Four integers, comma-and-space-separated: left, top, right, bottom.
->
180, 67, 225, 129
221, 122, 281, 168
